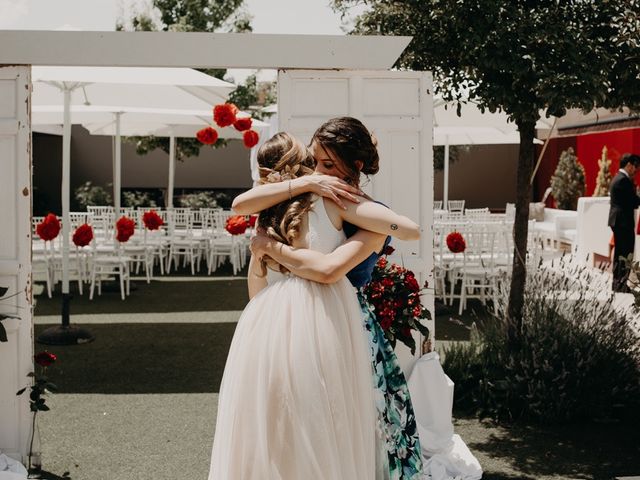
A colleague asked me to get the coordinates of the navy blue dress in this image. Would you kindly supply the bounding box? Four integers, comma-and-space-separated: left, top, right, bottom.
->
344, 220, 423, 479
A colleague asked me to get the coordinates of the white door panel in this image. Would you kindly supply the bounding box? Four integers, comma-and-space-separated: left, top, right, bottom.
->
278, 69, 434, 374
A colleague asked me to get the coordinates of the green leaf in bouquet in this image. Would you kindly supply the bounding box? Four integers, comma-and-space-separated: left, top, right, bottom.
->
413, 321, 430, 338
16, 387, 26, 396
45, 382, 59, 392
38, 404, 50, 412
0, 322, 6, 342
0, 286, 8, 298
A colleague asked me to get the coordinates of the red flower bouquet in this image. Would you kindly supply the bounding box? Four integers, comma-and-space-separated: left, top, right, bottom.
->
115, 216, 136, 243
233, 117, 253, 132
248, 214, 258, 228
213, 103, 238, 128
363, 252, 431, 354
446, 231, 466, 253
36, 214, 61, 241
72, 223, 93, 247
142, 210, 164, 230
34, 351, 57, 367
243, 129, 260, 148
196, 126, 219, 145
225, 215, 248, 235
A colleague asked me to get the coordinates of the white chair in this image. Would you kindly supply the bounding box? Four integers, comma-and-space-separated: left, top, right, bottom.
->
447, 200, 465, 213
465, 207, 491, 221
433, 200, 443, 210
89, 243, 131, 300
166, 209, 203, 274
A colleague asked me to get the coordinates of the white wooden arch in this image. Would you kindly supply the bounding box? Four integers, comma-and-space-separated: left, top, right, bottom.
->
0, 31, 432, 462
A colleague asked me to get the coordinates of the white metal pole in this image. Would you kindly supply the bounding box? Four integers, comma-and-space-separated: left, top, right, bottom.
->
168, 134, 176, 208
61, 87, 71, 300
443, 136, 450, 207
114, 112, 122, 216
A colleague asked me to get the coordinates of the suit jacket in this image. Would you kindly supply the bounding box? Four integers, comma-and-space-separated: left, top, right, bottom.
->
608, 171, 640, 228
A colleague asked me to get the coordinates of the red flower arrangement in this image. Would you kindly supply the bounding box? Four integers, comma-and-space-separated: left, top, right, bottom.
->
196, 126, 219, 145
225, 215, 249, 235
243, 130, 260, 148
363, 251, 431, 354
115, 216, 136, 243
36, 214, 61, 241
213, 103, 238, 128
248, 214, 258, 228
72, 223, 93, 247
34, 351, 57, 367
142, 210, 164, 230
446, 231, 466, 253
233, 117, 253, 132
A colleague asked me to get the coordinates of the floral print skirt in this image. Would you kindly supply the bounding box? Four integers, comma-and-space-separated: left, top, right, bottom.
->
357, 291, 423, 480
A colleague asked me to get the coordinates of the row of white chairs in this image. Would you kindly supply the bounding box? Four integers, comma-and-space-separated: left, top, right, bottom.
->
433, 219, 543, 314
433, 200, 465, 212
32, 208, 251, 300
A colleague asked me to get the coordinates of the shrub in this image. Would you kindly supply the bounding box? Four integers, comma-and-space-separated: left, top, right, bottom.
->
122, 190, 157, 208
177, 191, 218, 209
443, 259, 640, 424
73, 181, 112, 211
550, 147, 586, 210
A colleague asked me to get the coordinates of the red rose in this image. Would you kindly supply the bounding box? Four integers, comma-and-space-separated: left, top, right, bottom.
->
249, 214, 258, 227
382, 277, 394, 288
72, 223, 94, 247
116, 216, 136, 243
243, 130, 260, 148
405, 273, 420, 292
380, 316, 393, 331
412, 306, 422, 317
233, 117, 253, 132
213, 103, 238, 128
196, 126, 219, 145
34, 351, 57, 367
446, 231, 466, 253
384, 245, 395, 256
225, 215, 248, 235
377, 257, 387, 269
142, 210, 164, 231
36, 213, 61, 241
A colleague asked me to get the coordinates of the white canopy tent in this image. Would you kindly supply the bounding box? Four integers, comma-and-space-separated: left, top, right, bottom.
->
433, 99, 550, 205
31, 66, 236, 340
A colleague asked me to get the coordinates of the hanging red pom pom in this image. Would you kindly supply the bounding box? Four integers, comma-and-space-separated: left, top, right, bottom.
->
72, 223, 94, 247
225, 215, 248, 235
243, 130, 260, 148
446, 231, 466, 253
36, 213, 61, 241
142, 210, 164, 230
213, 103, 238, 128
233, 117, 253, 132
196, 126, 219, 145
115, 216, 136, 243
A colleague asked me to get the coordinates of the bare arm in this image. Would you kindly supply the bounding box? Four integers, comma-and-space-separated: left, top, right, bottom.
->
251, 229, 386, 284
328, 197, 420, 241
232, 175, 363, 214
247, 254, 268, 299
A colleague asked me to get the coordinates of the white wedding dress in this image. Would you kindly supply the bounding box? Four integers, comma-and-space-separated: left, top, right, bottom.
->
208, 198, 377, 480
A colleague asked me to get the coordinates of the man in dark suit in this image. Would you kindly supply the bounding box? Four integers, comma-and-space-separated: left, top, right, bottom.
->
608, 153, 640, 292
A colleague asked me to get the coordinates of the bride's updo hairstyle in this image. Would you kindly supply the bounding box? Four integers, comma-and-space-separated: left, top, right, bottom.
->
257, 132, 315, 273
311, 117, 380, 186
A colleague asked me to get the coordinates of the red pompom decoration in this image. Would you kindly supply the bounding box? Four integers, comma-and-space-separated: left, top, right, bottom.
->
196, 126, 219, 145
72, 223, 94, 247
446, 231, 466, 253
225, 215, 248, 235
142, 210, 164, 231
36, 213, 61, 241
248, 214, 258, 228
233, 117, 253, 132
243, 130, 260, 148
115, 216, 136, 243
34, 351, 57, 367
213, 103, 238, 128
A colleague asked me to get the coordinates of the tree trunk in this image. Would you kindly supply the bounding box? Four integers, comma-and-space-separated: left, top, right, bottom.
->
507, 120, 536, 345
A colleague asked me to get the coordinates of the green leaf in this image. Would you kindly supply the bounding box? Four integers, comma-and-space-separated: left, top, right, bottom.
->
16, 387, 26, 396
38, 404, 50, 412
0, 322, 6, 342
45, 382, 59, 392
0, 286, 8, 297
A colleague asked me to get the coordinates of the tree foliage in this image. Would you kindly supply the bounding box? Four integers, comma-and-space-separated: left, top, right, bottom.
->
334, 0, 640, 331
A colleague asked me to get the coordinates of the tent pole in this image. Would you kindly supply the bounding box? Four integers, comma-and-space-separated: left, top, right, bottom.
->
37, 84, 94, 345
443, 137, 450, 208
114, 112, 122, 216
168, 134, 176, 208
